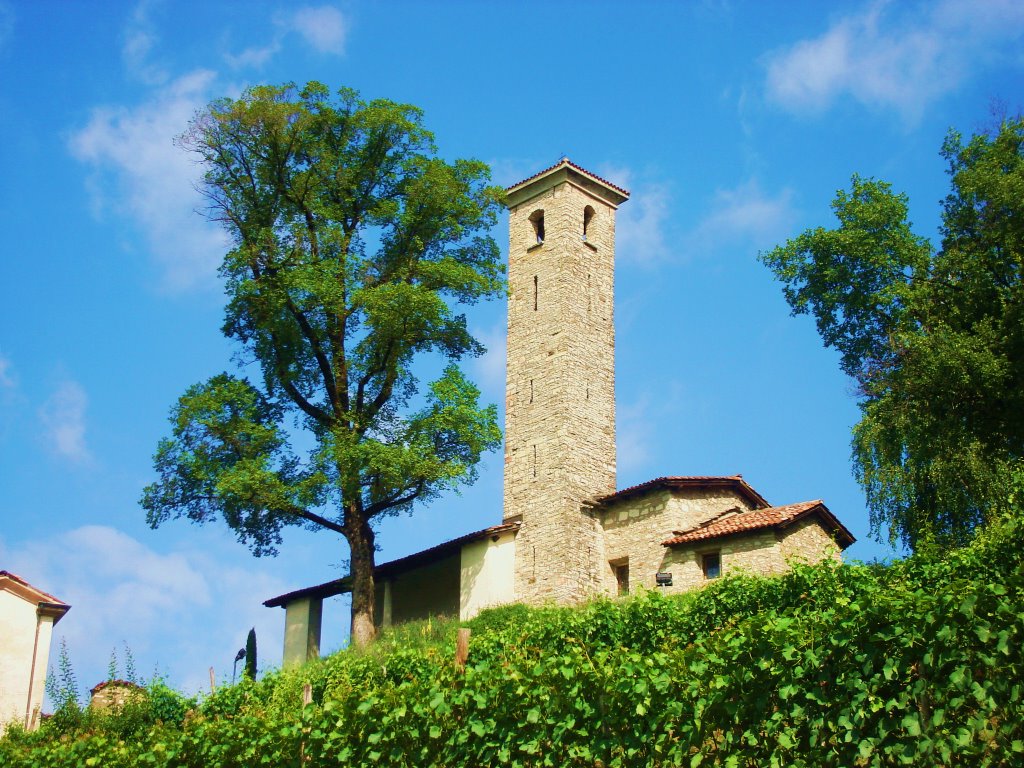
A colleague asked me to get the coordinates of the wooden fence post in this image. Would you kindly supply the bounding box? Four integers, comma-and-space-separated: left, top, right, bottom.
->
455, 628, 471, 671
300, 682, 313, 764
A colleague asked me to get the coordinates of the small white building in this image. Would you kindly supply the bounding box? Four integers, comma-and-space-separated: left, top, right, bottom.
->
0, 570, 70, 731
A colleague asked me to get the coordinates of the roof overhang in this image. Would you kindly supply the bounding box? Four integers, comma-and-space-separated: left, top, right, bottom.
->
597, 475, 771, 510
662, 500, 856, 550
793, 503, 856, 549
506, 159, 630, 209
1, 571, 70, 624
264, 522, 520, 608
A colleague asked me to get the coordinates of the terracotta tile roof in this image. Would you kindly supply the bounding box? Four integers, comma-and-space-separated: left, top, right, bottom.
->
0, 570, 68, 606
1, 570, 71, 624
661, 500, 855, 549
505, 158, 630, 198
597, 475, 771, 510
264, 521, 520, 607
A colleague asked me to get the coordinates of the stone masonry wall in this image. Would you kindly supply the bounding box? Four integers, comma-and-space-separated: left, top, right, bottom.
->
660, 517, 842, 594
779, 517, 843, 564
600, 489, 761, 595
663, 531, 783, 593
89, 681, 144, 712
504, 177, 618, 604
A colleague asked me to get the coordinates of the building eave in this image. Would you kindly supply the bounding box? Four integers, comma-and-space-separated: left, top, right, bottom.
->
597, 475, 771, 510
264, 521, 520, 608
37, 601, 71, 625
505, 159, 630, 209
782, 503, 856, 549
661, 500, 856, 550
0, 571, 70, 620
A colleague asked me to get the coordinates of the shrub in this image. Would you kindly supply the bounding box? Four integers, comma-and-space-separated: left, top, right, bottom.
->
4, 516, 1022, 767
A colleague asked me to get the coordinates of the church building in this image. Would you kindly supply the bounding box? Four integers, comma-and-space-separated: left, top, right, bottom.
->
266, 160, 855, 667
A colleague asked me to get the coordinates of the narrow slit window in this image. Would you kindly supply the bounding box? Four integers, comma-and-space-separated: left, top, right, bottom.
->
532, 445, 537, 477
529, 379, 534, 403
533, 275, 538, 311
612, 560, 629, 596
583, 205, 595, 240
529, 209, 545, 244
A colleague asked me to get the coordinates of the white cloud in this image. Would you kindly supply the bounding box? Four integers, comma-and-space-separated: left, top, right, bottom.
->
224, 39, 281, 69
224, 5, 348, 69
290, 6, 347, 54
69, 70, 229, 292
691, 179, 796, 252
0, 526, 289, 698
123, 0, 169, 85
765, 0, 1024, 122
71, 4, 355, 290
598, 165, 674, 266
38, 380, 91, 464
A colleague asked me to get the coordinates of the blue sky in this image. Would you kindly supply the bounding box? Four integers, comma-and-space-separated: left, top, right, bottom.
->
1, 0, 1022, 699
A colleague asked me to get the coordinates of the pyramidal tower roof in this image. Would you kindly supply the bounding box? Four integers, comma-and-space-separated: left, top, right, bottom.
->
505, 157, 630, 208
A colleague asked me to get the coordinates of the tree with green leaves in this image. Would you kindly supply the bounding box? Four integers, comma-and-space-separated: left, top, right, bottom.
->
761, 116, 1024, 550
141, 82, 504, 647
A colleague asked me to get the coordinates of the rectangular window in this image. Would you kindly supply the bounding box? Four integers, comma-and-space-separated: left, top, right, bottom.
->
612, 561, 629, 596
702, 552, 721, 580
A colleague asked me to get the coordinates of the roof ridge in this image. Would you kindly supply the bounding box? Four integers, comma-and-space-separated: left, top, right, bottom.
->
0, 570, 68, 606
661, 498, 853, 549
765, 499, 823, 514
505, 158, 630, 197
672, 506, 743, 536
599, 475, 771, 509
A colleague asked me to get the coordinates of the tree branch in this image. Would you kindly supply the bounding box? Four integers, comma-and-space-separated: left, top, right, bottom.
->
282, 296, 340, 412
286, 504, 347, 536
363, 483, 425, 519
279, 375, 334, 425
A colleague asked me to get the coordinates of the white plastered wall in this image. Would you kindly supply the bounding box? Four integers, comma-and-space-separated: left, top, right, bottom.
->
0, 591, 53, 731
459, 531, 516, 620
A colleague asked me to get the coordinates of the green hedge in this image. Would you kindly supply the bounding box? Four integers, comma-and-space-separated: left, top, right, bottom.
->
3, 519, 1022, 767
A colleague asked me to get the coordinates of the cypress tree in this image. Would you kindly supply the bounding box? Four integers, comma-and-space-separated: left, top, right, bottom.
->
244, 628, 257, 680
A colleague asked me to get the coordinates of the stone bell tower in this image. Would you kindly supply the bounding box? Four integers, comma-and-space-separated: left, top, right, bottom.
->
503, 159, 629, 603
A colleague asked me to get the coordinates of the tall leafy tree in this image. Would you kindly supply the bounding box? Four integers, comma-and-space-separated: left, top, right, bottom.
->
761, 116, 1024, 549
141, 82, 504, 647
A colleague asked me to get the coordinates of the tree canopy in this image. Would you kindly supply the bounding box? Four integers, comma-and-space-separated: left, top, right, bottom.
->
761, 116, 1024, 549
141, 82, 505, 646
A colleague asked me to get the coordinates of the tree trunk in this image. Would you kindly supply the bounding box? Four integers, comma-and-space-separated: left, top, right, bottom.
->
348, 518, 377, 649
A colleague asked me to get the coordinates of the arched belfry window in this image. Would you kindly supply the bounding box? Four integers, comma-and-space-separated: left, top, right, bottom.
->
583, 205, 595, 240
529, 209, 545, 244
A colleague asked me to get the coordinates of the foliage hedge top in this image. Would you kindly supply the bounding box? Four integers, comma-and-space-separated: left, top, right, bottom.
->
3, 517, 1023, 767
